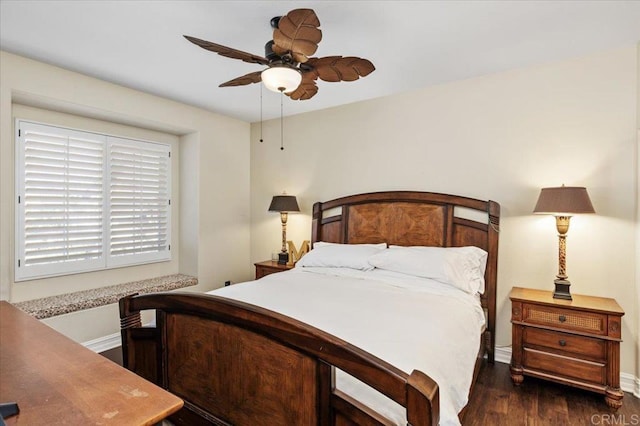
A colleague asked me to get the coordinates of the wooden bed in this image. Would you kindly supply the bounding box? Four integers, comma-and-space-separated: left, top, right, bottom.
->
120, 191, 500, 425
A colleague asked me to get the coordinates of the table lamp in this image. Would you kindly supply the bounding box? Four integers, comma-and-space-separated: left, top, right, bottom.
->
269, 194, 300, 264
533, 185, 595, 300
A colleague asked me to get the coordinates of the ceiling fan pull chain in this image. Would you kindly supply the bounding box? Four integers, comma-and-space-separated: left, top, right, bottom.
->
259, 84, 263, 143
280, 89, 284, 151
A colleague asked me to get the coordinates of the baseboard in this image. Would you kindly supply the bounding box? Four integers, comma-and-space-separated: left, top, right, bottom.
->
620, 372, 639, 397
493, 346, 638, 396
82, 332, 121, 353
495, 346, 512, 365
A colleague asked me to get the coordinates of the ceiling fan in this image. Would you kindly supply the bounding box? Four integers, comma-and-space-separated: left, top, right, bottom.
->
184, 8, 375, 100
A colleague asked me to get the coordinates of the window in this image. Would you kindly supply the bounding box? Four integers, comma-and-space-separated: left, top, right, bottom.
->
15, 120, 171, 281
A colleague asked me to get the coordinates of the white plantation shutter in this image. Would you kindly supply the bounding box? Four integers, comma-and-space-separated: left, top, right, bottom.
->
15, 120, 171, 281
108, 138, 170, 265
16, 122, 105, 280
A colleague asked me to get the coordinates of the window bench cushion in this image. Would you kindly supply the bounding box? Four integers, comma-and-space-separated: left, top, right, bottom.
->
13, 274, 197, 319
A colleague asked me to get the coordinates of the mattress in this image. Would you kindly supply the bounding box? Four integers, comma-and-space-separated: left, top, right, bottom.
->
210, 267, 485, 426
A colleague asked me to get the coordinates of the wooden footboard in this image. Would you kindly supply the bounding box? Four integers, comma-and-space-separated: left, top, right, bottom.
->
120, 292, 439, 426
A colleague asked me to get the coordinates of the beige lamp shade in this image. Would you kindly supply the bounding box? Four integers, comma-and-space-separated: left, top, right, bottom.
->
533, 186, 595, 216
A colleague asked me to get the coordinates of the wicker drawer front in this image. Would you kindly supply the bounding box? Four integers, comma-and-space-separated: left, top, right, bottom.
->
523, 348, 606, 384
522, 304, 606, 335
523, 328, 605, 361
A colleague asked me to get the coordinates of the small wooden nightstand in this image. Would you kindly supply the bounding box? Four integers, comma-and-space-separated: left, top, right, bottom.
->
510, 287, 625, 409
254, 260, 294, 279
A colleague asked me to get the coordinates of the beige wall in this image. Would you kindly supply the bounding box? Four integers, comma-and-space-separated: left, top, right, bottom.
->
0, 51, 252, 342
250, 46, 639, 377
1, 44, 637, 382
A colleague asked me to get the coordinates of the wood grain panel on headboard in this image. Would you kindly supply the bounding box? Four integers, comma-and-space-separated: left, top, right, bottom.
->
312, 191, 500, 362
347, 202, 446, 246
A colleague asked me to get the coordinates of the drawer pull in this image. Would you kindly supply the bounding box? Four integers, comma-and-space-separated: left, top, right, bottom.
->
558, 340, 566, 347
558, 315, 567, 323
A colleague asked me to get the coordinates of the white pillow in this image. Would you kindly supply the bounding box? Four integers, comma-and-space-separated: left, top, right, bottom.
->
296, 242, 387, 271
368, 246, 488, 294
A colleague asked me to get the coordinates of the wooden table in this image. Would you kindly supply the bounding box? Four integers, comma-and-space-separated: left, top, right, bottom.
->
254, 260, 295, 279
0, 301, 183, 425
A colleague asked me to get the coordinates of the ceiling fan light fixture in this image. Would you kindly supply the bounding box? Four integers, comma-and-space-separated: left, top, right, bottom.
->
261, 66, 302, 93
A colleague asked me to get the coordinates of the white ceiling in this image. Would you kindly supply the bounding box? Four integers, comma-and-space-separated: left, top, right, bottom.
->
1, 1, 640, 123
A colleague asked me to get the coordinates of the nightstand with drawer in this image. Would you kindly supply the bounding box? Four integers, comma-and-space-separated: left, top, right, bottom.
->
254, 260, 294, 279
509, 286, 625, 409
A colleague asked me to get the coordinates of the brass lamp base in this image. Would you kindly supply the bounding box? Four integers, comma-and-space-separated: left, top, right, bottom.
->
553, 279, 572, 300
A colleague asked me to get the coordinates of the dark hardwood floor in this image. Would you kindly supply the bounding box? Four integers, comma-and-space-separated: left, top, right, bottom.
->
464, 361, 640, 425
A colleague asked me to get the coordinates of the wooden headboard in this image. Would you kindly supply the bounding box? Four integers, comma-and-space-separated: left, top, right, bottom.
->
311, 191, 500, 362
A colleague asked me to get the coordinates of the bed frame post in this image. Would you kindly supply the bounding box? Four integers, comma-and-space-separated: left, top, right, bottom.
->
119, 293, 141, 370
407, 370, 439, 426
485, 200, 500, 364
119, 294, 162, 385
312, 201, 322, 246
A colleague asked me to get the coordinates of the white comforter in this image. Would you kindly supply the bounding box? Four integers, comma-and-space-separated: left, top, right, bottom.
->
210, 267, 485, 426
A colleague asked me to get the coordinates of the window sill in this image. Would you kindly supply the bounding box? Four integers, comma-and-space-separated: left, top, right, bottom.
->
13, 274, 198, 319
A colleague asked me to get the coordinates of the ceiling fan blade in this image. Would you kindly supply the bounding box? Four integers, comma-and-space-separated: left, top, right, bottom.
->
287, 72, 318, 100
307, 56, 375, 82
219, 71, 263, 87
287, 81, 318, 100
272, 9, 322, 63
184, 35, 269, 65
